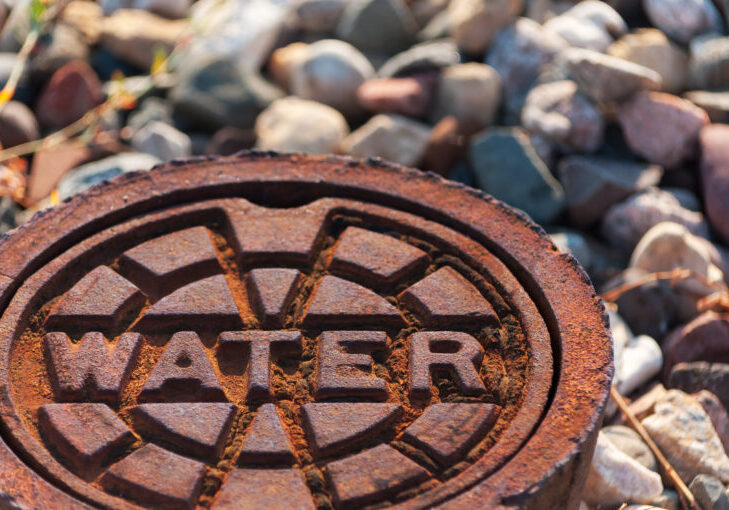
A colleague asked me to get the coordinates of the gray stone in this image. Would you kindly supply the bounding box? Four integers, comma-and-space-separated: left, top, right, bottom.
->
0, 196, 16, 235
290, 39, 375, 117
549, 230, 594, 271
448, 0, 523, 55
564, 47, 662, 104
601, 187, 710, 253
689, 474, 729, 510
602, 425, 658, 472
127, 97, 173, 132
558, 156, 662, 228
30, 23, 89, 78
294, 0, 347, 32
470, 128, 565, 224
643, 0, 722, 44
255, 96, 349, 154
685, 91, 729, 123
0, 100, 40, 149
689, 35, 729, 93
171, 56, 283, 131
57, 153, 161, 200
543, 1, 626, 52
651, 490, 680, 510
340, 114, 430, 166
486, 18, 568, 119
377, 39, 460, 78
336, 0, 417, 55
521, 80, 604, 153
131, 121, 192, 161
642, 389, 729, 484
132, 0, 191, 19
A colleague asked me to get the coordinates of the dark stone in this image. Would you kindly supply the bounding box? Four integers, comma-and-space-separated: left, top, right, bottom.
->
336, 0, 418, 56
689, 474, 729, 510
663, 312, 729, 379
669, 362, 729, 411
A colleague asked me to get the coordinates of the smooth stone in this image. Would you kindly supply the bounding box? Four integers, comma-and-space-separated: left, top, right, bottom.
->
447, 0, 523, 55
99, 9, 186, 70
608, 28, 689, 94
617, 92, 709, 169
60, 0, 103, 44
693, 390, 729, 455
30, 23, 89, 79
689, 474, 729, 510
664, 312, 729, 379
601, 187, 710, 253
131, 120, 192, 161
670, 362, 729, 412
430, 63, 502, 132
132, 0, 191, 19
290, 39, 375, 117
268, 42, 309, 92
126, 97, 173, 132
564, 47, 662, 104
377, 39, 460, 78
651, 490, 680, 510
205, 127, 256, 156
700, 124, 729, 246
689, 35, 729, 90
420, 116, 464, 176
255, 96, 349, 154
642, 389, 729, 484
26, 142, 94, 204
358, 73, 436, 118
470, 127, 564, 225
685, 91, 729, 123
521, 80, 603, 153
549, 230, 594, 271
294, 0, 347, 32
543, 1, 626, 52
618, 334, 663, 396
340, 113, 430, 167
583, 433, 663, 506
558, 155, 662, 228
0, 100, 39, 149
0, 196, 17, 235
57, 153, 161, 200
336, 0, 417, 56
486, 17, 568, 119
171, 56, 283, 131
411, 0, 449, 28
602, 425, 658, 472
643, 0, 722, 44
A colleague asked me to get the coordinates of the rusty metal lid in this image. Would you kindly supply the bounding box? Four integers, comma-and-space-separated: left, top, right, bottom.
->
0, 153, 612, 509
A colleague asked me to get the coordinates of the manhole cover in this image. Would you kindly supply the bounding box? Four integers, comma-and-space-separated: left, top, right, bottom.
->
0, 153, 612, 509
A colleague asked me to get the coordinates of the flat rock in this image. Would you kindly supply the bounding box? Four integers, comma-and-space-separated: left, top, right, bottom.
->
602, 425, 658, 472
340, 113, 430, 166
336, 0, 417, 56
471, 127, 564, 224
255, 96, 349, 154
700, 124, 729, 246
643, 0, 722, 44
663, 311, 729, 378
616, 334, 663, 396
642, 389, 729, 484
447, 0, 523, 55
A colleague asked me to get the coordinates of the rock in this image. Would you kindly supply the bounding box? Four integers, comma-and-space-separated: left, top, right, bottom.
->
486, 18, 568, 119
206, 127, 256, 156
31, 23, 89, 78
132, 0, 191, 19
126, 97, 173, 132
184, 0, 290, 73
602, 425, 658, 472
685, 91, 729, 123
558, 156, 662, 228
549, 230, 594, 271
377, 40, 460, 78
171, 56, 283, 131
618, 384, 668, 424
689, 35, 729, 90
618, 334, 663, 396
642, 389, 729, 483
651, 490, 680, 510
670, 362, 729, 412
60, 0, 102, 42
417, 9, 451, 41
543, 1, 627, 52
693, 390, 729, 455
521, 80, 603, 153
26, 142, 94, 204
0, 196, 16, 235
665, 187, 703, 212
131, 121, 192, 161
0, 101, 39, 149
700, 124, 729, 246
617, 92, 709, 169
608, 28, 689, 94
294, 0, 347, 32
447, 0, 523, 55
336, 0, 417, 56
268, 42, 309, 91
35, 60, 103, 131
99, 9, 186, 70
57, 153, 161, 200
601, 188, 710, 253
663, 312, 729, 378
431, 63, 502, 133
358, 73, 436, 118
411, 0, 449, 28
420, 116, 465, 176
255, 96, 349, 154
564, 48, 662, 104
290, 39, 375, 117
643, 0, 722, 44
340, 114, 430, 167
689, 474, 729, 510
583, 433, 663, 506
470, 128, 565, 224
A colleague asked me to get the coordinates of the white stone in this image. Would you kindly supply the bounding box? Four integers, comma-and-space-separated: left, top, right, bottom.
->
583, 433, 663, 506
131, 121, 192, 161
340, 114, 431, 167
617, 334, 663, 396
430, 63, 502, 131
642, 389, 729, 483
448, 0, 523, 55
543, 1, 626, 52
255, 96, 349, 154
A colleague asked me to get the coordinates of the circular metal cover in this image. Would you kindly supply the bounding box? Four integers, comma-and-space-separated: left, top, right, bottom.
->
0, 153, 612, 509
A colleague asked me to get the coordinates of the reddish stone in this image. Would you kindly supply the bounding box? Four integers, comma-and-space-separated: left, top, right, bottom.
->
357, 73, 436, 118
617, 91, 709, 168
35, 60, 103, 130
27, 142, 91, 204
700, 124, 729, 246
669, 362, 729, 411
663, 312, 729, 378
692, 390, 729, 454
420, 116, 466, 177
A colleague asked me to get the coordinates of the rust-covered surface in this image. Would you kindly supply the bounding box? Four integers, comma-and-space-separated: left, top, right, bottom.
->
0, 152, 612, 509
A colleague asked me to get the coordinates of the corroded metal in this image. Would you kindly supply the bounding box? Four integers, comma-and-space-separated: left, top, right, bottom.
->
0, 152, 612, 509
